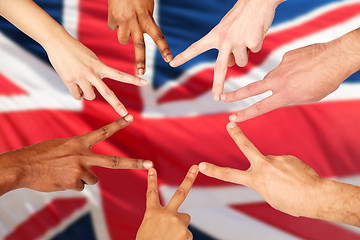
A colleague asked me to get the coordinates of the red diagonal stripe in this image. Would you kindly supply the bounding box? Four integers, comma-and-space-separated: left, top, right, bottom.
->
5, 198, 87, 240
0, 73, 27, 95
232, 202, 360, 239
158, 3, 360, 103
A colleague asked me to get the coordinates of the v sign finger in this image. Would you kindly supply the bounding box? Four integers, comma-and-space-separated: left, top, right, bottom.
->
146, 168, 161, 209
167, 165, 199, 211
226, 122, 264, 164
170, 35, 213, 67
213, 47, 231, 101
100, 65, 147, 86
199, 162, 249, 186
80, 116, 133, 148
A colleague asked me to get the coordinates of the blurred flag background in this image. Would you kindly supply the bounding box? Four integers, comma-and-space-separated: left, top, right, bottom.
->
1, 0, 360, 239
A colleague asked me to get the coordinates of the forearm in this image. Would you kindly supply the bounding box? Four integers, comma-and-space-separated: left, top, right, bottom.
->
308, 179, 360, 226
331, 27, 360, 79
0, 0, 71, 49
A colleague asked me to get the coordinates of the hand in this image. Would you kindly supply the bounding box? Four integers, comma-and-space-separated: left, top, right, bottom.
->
223, 41, 356, 122
108, 0, 172, 75
45, 35, 147, 117
136, 166, 198, 240
0, 115, 153, 195
199, 122, 325, 218
170, 0, 283, 101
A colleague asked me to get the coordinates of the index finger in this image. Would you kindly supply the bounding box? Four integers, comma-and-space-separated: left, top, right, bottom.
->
86, 154, 153, 170
213, 47, 231, 101
81, 116, 133, 147
166, 165, 199, 211
146, 21, 172, 63
92, 78, 127, 117
226, 122, 264, 163
146, 168, 161, 209
170, 34, 213, 67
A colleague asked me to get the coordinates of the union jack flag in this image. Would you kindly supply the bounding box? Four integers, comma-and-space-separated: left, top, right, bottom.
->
1, 0, 360, 239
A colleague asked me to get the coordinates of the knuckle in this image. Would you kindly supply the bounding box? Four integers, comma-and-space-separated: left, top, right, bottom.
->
184, 213, 191, 223
222, 168, 232, 178
170, 214, 180, 223
135, 39, 145, 49
113, 103, 125, 111
237, 57, 248, 67
90, 175, 99, 185
147, 188, 158, 198
246, 82, 258, 92
254, 101, 264, 112
154, 32, 165, 41
176, 187, 187, 198
187, 231, 193, 240
161, 47, 170, 54
136, 60, 145, 68
132, 159, 142, 169
72, 92, 82, 100
99, 126, 110, 137
111, 156, 121, 168
103, 88, 114, 97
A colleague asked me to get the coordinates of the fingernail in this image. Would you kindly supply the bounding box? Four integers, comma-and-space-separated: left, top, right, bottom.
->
169, 60, 176, 67
221, 94, 226, 101
228, 122, 237, 128
199, 163, 206, 171
120, 109, 128, 117
213, 92, 220, 102
138, 69, 144, 76
166, 54, 173, 63
229, 114, 236, 122
140, 79, 147, 85
143, 161, 153, 169
190, 165, 198, 174
124, 114, 133, 122
149, 168, 156, 175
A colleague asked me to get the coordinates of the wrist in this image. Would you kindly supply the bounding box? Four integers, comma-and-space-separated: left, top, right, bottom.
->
330, 28, 360, 77
0, 152, 23, 196
40, 26, 72, 53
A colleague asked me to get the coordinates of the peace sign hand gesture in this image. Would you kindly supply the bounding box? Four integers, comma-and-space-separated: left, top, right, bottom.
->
0, 116, 153, 195
136, 166, 199, 240
199, 122, 324, 218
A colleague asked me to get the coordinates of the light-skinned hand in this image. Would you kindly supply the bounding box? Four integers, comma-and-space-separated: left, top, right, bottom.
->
136, 166, 198, 240
45, 35, 147, 117
199, 122, 360, 226
108, 0, 172, 75
170, 0, 284, 101
0, 0, 147, 118
223, 28, 360, 122
0, 115, 153, 195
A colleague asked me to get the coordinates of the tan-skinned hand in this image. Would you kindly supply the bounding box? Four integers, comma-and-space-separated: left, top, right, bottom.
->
170, 0, 284, 101
136, 166, 198, 240
108, 0, 172, 75
0, 115, 153, 195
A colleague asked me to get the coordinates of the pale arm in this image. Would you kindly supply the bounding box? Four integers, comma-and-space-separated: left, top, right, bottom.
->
0, 0, 147, 116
